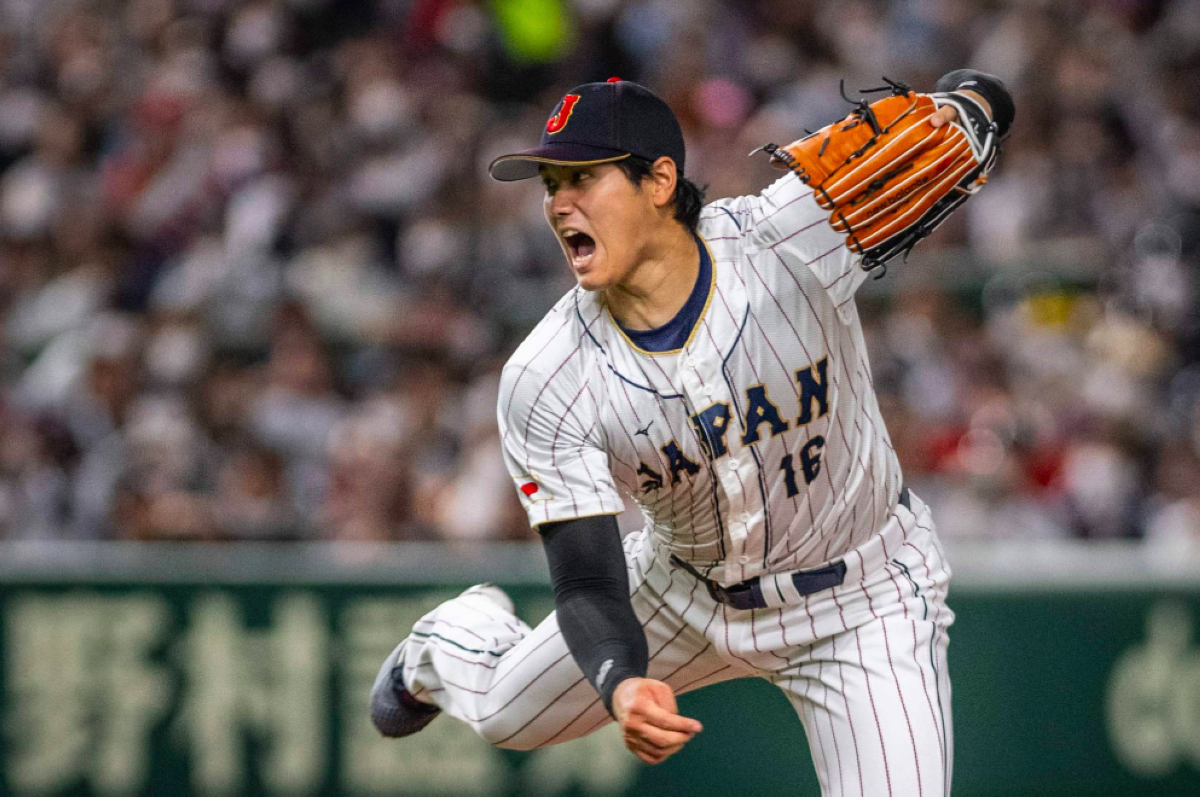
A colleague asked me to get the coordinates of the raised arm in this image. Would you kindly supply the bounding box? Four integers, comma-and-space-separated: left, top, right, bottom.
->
757, 72, 1011, 275
703, 70, 1014, 319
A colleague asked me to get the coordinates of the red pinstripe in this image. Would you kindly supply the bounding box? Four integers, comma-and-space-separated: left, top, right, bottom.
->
794, 674, 831, 794
420, 578, 653, 722
766, 214, 827, 247
608, 360, 688, 553
643, 355, 728, 560
853, 623, 894, 797
823, 262, 857, 290
545, 374, 592, 516
725, 263, 825, 544
500, 310, 574, 445
913, 519, 951, 795
897, 511, 951, 793
872, 590, 923, 795
673, 663, 733, 692
570, 390, 618, 514
583, 383, 640, 493
708, 285, 802, 564
456, 599, 523, 636
765, 608, 790, 664
742, 253, 847, 558
538, 574, 712, 747
519, 343, 581, 450
492, 564, 709, 745
832, 632, 865, 795
720, 604, 760, 672
902, 528, 945, 758
829, 325, 881, 552
756, 190, 815, 231
774, 248, 883, 554
818, 657, 847, 797
411, 618, 487, 643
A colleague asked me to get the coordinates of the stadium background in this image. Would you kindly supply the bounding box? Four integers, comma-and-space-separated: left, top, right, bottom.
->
0, 0, 1198, 795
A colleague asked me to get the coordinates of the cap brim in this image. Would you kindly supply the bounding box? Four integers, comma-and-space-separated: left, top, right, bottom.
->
488, 144, 630, 181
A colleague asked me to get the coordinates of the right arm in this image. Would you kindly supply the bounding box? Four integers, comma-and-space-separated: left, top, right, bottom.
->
539, 513, 702, 764
497, 352, 700, 763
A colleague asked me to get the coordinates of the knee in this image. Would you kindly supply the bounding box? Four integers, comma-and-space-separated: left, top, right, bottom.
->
475, 717, 541, 751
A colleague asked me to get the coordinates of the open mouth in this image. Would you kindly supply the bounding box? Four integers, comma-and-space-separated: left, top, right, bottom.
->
562, 229, 596, 269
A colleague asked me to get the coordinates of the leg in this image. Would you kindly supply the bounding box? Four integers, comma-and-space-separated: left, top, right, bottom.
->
778, 613, 952, 797
775, 502, 954, 797
391, 533, 740, 751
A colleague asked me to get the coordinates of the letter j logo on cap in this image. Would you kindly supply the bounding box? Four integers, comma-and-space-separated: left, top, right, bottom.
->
546, 94, 580, 134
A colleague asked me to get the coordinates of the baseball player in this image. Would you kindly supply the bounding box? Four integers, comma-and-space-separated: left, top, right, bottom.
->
372, 72, 1013, 796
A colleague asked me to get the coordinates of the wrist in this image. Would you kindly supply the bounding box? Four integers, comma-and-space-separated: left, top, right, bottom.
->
955, 90, 992, 121
934, 69, 1015, 139
602, 671, 643, 717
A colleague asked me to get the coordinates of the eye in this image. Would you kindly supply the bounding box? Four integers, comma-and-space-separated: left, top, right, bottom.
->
570, 171, 588, 185
542, 177, 558, 194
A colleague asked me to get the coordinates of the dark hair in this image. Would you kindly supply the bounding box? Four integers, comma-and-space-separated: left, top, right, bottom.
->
615, 156, 707, 233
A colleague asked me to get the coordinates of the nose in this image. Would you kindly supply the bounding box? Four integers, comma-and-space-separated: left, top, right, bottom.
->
549, 186, 575, 217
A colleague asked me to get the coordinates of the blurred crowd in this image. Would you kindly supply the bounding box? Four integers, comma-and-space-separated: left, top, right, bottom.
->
0, 0, 1198, 549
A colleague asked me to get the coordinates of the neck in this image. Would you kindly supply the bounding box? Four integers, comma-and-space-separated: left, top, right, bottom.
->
604, 222, 700, 331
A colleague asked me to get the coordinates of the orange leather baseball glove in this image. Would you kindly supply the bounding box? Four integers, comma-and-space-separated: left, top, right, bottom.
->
757, 81, 1000, 276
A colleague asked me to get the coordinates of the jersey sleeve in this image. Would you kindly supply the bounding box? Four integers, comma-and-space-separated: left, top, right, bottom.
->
714, 173, 869, 320
497, 359, 624, 527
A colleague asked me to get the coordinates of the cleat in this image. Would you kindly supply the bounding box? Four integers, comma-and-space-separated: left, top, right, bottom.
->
370, 641, 441, 738
370, 584, 513, 738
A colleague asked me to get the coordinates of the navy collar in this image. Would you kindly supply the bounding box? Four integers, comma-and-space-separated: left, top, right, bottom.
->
617, 236, 711, 354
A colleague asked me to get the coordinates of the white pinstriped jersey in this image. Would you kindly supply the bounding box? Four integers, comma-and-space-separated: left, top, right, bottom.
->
498, 173, 903, 586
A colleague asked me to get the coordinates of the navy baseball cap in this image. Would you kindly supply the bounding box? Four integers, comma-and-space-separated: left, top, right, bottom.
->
489, 79, 686, 181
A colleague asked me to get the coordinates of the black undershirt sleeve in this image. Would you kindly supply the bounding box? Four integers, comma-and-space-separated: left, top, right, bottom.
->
935, 69, 1016, 140
539, 514, 649, 716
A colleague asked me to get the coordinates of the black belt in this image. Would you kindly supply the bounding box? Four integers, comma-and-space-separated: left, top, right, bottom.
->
671, 486, 911, 611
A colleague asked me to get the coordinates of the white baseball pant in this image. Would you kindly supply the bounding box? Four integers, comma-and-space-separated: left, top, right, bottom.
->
400, 493, 953, 797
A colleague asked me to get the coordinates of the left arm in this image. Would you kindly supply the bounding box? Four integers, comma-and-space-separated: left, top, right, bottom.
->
757, 68, 1015, 286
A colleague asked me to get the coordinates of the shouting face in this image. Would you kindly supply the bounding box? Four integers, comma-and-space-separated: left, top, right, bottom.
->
540, 163, 661, 292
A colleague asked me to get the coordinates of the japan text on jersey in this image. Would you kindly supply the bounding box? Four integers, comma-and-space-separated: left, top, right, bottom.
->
499, 174, 903, 586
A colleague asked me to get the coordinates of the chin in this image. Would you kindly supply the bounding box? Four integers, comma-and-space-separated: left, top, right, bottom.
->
570, 257, 614, 292
574, 272, 609, 292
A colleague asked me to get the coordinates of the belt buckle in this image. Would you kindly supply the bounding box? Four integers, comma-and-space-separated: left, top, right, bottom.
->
670, 554, 732, 605
705, 581, 726, 604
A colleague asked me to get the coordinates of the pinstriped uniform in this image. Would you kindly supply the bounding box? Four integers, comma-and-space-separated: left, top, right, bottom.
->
401, 173, 955, 796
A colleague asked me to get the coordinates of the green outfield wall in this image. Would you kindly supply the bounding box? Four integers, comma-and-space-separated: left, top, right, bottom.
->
0, 541, 1198, 797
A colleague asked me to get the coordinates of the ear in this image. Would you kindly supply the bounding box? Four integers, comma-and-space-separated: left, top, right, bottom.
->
647, 156, 679, 210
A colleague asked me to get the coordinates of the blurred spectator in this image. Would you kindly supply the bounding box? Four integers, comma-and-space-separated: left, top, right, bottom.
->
321, 398, 416, 542
1, 0, 1199, 545
213, 441, 301, 540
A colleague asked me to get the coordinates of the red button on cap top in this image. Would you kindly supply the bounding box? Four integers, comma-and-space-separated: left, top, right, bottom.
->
607, 77, 621, 82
